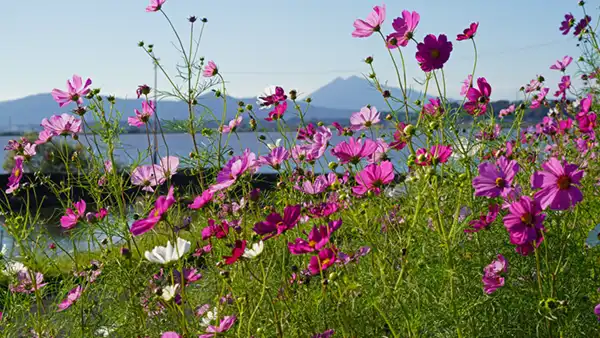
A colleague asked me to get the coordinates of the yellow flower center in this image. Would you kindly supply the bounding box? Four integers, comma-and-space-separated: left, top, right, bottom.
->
430, 49, 440, 59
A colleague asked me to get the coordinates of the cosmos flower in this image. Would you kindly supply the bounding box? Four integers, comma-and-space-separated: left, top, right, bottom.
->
531, 158, 584, 210
456, 22, 479, 41
146, 0, 166, 12
415, 34, 453, 72
352, 4, 386, 38
57, 285, 83, 312
550, 56, 573, 71
386, 10, 420, 48
472, 157, 519, 198
482, 254, 507, 294
128, 101, 155, 127
51, 75, 92, 107
60, 200, 87, 229
203, 60, 218, 77
350, 106, 380, 130
144, 237, 191, 264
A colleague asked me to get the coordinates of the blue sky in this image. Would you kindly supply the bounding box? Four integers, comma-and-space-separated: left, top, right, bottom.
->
0, 0, 590, 102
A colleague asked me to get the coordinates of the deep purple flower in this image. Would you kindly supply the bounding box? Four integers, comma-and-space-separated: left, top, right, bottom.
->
574, 16, 591, 36
503, 196, 546, 256
457, 22, 479, 41
253, 205, 302, 240
531, 158, 584, 210
465, 77, 492, 116
560, 13, 575, 35
465, 204, 499, 233
415, 34, 453, 72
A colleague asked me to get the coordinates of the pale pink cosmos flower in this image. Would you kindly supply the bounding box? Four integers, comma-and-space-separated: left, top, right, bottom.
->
368, 138, 390, 163
39, 113, 82, 141
159, 156, 179, 181
210, 149, 258, 192
6, 156, 24, 194
203, 61, 218, 77
386, 10, 420, 48
499, 104, 516, 118
308, 126, 333, 160
199, 315, 236, 338
35, 130, 53, 145
550, 56, 573, 72
220, 116, 242, 133
51, 75, 92, 107
530, 88, 549, 109
482, 254, 507, 294
350, 106, 380, 130
131, 164, 164, 192
9, 271, 46, 294
460, 75, 473, 96
60, 200, 86, 229
146, 0, 165, 12
128, 101, 155, 127
352, 4, 386, 38
57, 285, 83, 312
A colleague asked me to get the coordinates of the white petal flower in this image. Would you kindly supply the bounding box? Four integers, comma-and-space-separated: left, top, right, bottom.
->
267, 138, 282, 151
144, 237, 191, 264
242, 241, 264, 259
95, 326, 115, 337
2, 261, 28, 276
200, 307, 219, 327
161, 284, 179, 301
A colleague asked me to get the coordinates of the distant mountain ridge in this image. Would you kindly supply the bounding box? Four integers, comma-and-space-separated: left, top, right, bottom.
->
0, 76, 433, 130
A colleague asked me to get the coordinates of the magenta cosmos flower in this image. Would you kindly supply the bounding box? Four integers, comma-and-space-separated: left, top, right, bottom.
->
253, 204, 302, 240
422, 98, 444, 117
331, 137, 378, 165
265, 101, 288, 122
258, 146, 289, 170
530, 88, 549, 110
595, 304, 600, 321
352, 4, 386, 38
554, 76, 571, 100
311, 329, 335, 338
415, 34, 453, 72
503, 196, 546, 256
415, 145, 452, 166
203, 60, 218, 77
482, 254, 507, 294
550, 56, 573, 72
350, 106, 380, 130
531, 158, 584, 210
57, 285, 83, 312
146, 0, 165, 12
60, 200, 86, 229
6, 156, 24, 194
560, 13, 575, 35
51, 75, 92, 107
161, 333, 181, 338
464, 77, 492, 116
130, 186, 175, 236
210, 149, 258, 192
457, 22, 479, 41
288, 224, 333, 255
574, 16, 591, 36
386, 10, 420, 48
308, 248, 337, 275
188, 190, 214, 209
220, 116, 242, 133
465, 204, 499, 233
257, 86, 287, 109
198, 315, 236, 338
472, 156, 519, 198
352, 160, 394, 196
128, 100, 155, 127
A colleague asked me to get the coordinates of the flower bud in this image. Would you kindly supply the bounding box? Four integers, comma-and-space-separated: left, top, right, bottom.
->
328, 162, 338, 170
403, 124, 415, 136
385, 114, 393, 120
365, 56, 373, 64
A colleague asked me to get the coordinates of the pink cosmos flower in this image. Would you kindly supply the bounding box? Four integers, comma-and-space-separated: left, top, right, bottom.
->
294, 177, 328, 195
386, 10, 420, 48
352, 5, 386, 38
60, 200, 86, 229
265, 101, 288, 121
203, 61, 218, 77
136, 84, 150, 98
57, 285, 83, 312
574, 16, 591, 36
499, 104, 516, 118
130, 186, 175, 236
131, 164, 164, 192
465, 204, 499, 233
503, 196, 546, 256
422, 98, 444, 117
331, 122, 353, 136
146, 0, 165, 12
308, 248, 336, 275
161, 333, 181, 338
259, 146, 289, 170
189, 190, 214, 209
311, 329, 335, 338
530, 88, 549, 109
308, 126, 333, 160
415, 34, 453, 72
331, 137, 378, 165
257, 86, 287, 109
460, 74, 473, 96
352, 161, 394, 196
210, 149, 258, 192
297, 123, 316, 140
472, 156, 519, 198
525, 77, 543, 93
201, 219, 229, 240
550, 56, 573, 71
39, 113, 82, 141
531, 158, 584, 210
457, 22, 479, 41
554, 76, 571, 100
390, 122, 408, 150
368, 138, 390, 163
159, 156, 179, 181
253, 204, 302, 240
482, 254, 507, 294
220, 116, 242, 133
128, 101, 155, 127
415, 145, 452, 166
288, 225, 331, 255
199, 315, 236, 338
350, 106, 380, 130
465, 77, 492, 116
6, 156, 24, 194
51, 75, 92, 107
595, 304, 600, 321
10, 271, 46, 294
560, 13, 575, 35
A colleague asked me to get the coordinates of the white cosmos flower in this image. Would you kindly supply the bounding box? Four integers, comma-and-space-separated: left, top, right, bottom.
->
267, 138, 282, 151
161, 284, 179, 301
2, 261, 28, 276
144, 237, 191, 264
95, 326, 115, 337
242, 241, 264, 259
200, 307, 219, 327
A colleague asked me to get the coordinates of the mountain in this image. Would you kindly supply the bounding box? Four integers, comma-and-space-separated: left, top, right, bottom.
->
307, 75, 433, 111
0, 76, 434, 131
